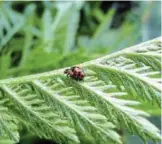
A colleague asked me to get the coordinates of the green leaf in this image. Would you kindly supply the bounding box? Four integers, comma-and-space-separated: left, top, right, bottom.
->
1, 84, 79, 144
0, 4, 24, 52
0, 37, 161, 143
42, 1, 84, 53
0, 92, 19, 143
32, 78, 121, 144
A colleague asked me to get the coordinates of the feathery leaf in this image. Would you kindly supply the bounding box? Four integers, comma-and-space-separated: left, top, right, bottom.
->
1, 84, 79, 144
0, 37, 161, 143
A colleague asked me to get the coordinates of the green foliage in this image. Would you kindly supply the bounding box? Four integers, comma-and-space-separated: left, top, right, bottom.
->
1, 84, 79, 144
0, 1, 140, 79
41, 1, 84, 53
0, 37, 161, 144
0, 3, 24, 52
0, 93, 19, 143
0, 1, 161, 144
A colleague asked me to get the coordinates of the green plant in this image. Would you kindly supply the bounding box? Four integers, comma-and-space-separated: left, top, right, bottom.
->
0, 1, 140, 79
0, 37, 161, 144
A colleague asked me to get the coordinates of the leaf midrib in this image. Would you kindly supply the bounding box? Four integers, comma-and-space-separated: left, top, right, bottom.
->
0, 37, 160, 85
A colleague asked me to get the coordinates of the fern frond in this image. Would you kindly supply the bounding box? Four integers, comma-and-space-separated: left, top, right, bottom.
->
53, 1, 83, 53
32, 79, 121, 144
91, 60, 161, 105
88, 37, 161, 106
93, 7, 116, 39
124, 40, 161, 70
0, 4, 24, 52
1, 84, 79, 144
65, 75, 160, 142
20, 4, 36, 66
43, 1, 83, 52
0, 92, 19, 143
0, 37, 161, 143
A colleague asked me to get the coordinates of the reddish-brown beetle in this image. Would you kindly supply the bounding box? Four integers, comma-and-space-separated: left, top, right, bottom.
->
64, 66, 85, 81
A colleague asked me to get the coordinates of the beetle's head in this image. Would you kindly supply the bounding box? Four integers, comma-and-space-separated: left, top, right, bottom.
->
64, 69, 70, 74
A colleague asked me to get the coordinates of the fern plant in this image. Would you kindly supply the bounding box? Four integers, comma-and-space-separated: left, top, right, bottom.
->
0, 37, 161, 144
0, 1, 142, 80
41, 1, 84, 53
0, 3, 24, 52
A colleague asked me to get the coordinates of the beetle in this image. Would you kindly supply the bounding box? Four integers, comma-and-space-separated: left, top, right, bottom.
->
64, 66, 85, 81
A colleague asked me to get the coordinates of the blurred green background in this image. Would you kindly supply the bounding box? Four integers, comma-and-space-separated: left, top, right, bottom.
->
0, 1, 161, 144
